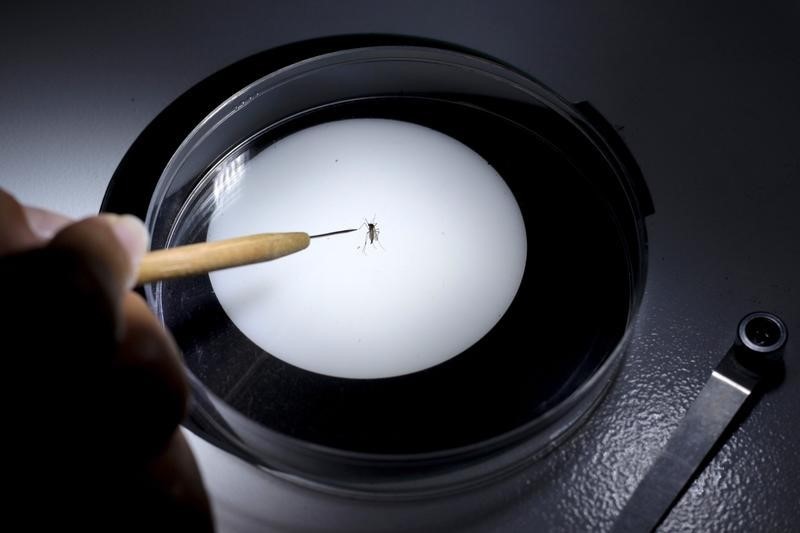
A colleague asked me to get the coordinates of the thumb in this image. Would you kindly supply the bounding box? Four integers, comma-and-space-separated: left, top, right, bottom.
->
1, 214, 149, 438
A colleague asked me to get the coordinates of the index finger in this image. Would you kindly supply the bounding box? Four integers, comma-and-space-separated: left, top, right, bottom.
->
24, 205, 73, 240
0, 189, 74, 254
0, 189, 40, 254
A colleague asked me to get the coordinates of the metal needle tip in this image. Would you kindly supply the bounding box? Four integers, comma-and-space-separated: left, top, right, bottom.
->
309, 228, 359, 239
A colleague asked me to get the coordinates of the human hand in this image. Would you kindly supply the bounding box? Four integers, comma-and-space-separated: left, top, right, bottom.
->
0, 189, 213, 531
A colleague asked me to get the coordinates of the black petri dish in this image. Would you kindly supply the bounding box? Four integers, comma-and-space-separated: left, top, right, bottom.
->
122, 44, 652, 495
160, 95, 630, 454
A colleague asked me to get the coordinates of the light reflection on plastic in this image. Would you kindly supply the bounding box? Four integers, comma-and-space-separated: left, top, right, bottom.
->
212, 152, 248, 212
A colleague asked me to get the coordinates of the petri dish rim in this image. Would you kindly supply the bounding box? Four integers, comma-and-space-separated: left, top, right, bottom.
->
143, 44, 652, 495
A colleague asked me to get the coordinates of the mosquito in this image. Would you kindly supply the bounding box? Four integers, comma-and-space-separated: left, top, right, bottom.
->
359, 215, 383, 253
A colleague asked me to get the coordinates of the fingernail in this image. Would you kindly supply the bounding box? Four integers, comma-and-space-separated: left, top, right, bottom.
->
102, 214, 150, 285
25, 206, 73, 241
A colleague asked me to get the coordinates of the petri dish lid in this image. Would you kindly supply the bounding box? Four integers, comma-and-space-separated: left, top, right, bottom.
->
132, 43, 651, 494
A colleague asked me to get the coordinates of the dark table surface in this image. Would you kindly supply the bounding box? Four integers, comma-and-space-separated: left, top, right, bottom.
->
1, 2, 798, 531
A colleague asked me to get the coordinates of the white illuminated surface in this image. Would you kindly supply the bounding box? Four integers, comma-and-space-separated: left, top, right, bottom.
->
207, 119, 526, 379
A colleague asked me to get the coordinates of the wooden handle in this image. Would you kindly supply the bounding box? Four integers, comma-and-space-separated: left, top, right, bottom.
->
136, 232, 310, 285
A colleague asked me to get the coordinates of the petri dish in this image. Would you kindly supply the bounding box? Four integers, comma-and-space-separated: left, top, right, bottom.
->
144, 45, 652, 496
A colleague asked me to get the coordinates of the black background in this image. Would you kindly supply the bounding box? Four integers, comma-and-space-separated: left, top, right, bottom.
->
1, 2, 797, 531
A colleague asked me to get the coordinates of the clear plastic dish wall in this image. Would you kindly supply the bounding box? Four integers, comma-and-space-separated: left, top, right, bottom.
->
145, 45, 650, 497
